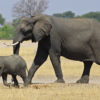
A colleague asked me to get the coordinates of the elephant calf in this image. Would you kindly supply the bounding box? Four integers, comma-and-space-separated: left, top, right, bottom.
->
0, 55, 27, 87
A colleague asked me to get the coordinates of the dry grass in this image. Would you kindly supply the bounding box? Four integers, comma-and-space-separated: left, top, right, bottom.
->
0, 40, 100, 100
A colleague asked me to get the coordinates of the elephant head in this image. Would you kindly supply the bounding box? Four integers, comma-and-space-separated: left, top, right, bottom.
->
0, 64, 4, 76
13, 15, 52, 54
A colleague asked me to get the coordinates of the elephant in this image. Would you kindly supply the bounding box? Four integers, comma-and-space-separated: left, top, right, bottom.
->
13, 14, 100, 85
0, 55, 27, 87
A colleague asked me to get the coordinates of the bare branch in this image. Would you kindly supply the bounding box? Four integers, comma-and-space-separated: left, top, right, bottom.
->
12, 0, 48, 18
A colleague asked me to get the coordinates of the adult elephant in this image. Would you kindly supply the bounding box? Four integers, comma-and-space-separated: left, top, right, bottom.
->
13, 14, 100, 85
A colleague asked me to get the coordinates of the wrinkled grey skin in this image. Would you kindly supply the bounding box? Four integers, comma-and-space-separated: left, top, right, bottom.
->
13, 14, 100, 85
0, 55, 27, 87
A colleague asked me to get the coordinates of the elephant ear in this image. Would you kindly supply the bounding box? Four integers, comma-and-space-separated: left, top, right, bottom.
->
32, 20, 52, 41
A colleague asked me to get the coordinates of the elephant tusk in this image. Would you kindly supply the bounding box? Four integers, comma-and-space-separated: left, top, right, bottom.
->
0, 41, 19, 46
10, 41, 19, 46
9, 41, 19, 46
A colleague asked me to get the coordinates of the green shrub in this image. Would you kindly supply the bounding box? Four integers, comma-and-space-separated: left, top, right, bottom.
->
0, 25, 15, 39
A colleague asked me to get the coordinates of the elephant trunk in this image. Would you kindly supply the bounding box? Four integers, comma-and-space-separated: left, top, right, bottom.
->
13, 33, 22, 55
13, 39, 20, 55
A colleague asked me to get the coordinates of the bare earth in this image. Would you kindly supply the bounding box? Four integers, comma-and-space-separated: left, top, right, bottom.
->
0, 40, 100, 100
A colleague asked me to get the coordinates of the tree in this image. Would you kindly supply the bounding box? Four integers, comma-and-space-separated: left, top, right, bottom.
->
78, 12, 100, 21
0, 14, 5, 25
12, 0, 48, 18
53, 11, 75, 18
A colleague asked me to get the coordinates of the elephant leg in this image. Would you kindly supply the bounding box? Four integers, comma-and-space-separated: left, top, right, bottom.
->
25, 43, 48, 86
12, 75, 19, 87
2, 73, 10, 87
22, 75, 26, 84
76, 61, 93, 83
49, 50, 65, 83
20, 71, 27, 86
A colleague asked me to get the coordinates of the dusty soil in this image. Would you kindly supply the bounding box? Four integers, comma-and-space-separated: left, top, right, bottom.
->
1, 40, 100, 100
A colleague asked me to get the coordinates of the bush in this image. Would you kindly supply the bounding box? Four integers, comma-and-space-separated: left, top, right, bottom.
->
0, 25, 15, 39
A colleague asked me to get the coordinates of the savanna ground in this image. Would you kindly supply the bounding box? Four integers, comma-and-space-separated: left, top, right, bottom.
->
0, 40, 100, 100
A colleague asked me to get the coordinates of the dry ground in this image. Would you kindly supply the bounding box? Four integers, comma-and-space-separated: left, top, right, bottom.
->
0, 40, 100, 100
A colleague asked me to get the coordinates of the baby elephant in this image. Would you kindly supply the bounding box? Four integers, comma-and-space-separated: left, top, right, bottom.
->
0, 55, 27, 87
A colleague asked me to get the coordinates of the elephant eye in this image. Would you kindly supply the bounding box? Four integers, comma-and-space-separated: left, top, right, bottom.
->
23, 30, 32, 36
26, 23, 29, 26
23, 32, 27, 36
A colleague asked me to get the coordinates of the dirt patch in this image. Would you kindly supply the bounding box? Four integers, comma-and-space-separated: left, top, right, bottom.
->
29, 84, 52, 89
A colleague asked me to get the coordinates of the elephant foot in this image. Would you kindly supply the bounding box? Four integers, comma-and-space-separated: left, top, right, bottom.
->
13, 84, 19, 88
76, 75, 89, 83
13, 85, 19, 88
3, 82, 11, 87
24, 79, 32, 86
4, 83, 11, 87
54, 79, 65, 83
